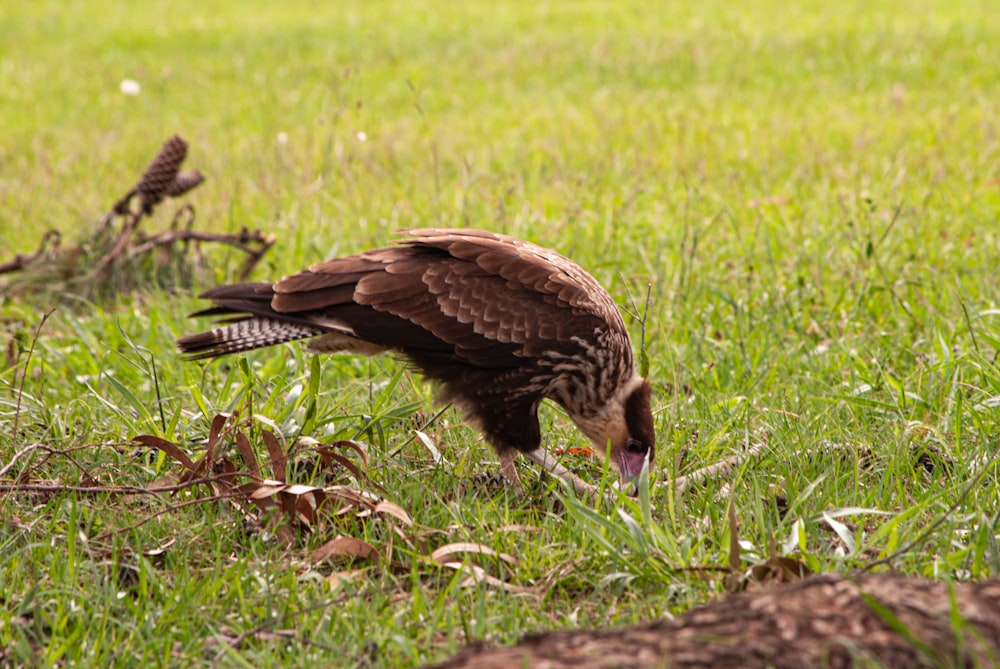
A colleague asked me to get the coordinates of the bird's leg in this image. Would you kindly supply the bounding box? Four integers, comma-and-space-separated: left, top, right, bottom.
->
524, 449, 598, 501
499, 449, 524, 492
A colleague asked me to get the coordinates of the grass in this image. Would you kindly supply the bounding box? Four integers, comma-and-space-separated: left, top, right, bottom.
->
2, 0, 1000, 666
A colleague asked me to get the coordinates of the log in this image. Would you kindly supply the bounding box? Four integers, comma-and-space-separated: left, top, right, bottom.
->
425, 572, 1000, 669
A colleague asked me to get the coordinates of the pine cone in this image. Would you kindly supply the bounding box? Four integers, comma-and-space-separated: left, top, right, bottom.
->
136, 135, 188, 214
165, 170, 205, 198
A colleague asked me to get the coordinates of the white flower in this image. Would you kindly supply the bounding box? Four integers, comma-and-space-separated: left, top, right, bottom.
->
119, 79, 141, 96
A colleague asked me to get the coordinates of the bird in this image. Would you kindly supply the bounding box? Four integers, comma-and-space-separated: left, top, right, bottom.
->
176, 228, 655, 495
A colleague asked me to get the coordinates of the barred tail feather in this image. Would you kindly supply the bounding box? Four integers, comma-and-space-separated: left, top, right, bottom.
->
177, 318, 321, 360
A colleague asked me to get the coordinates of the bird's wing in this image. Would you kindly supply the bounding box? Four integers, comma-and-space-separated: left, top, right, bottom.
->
271, 230, 620, 368
400, 228, 622, 321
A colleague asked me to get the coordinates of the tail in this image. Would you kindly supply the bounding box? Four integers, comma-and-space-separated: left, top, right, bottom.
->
176, 283, 324, 359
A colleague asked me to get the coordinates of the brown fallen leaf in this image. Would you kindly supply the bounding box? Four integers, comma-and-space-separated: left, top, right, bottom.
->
312, 535, 377, 564
431, 542, 518, 567
437, 561, 531, 593
133, 434, 196, 471
374, 500, 414, 527
326, 569, 364, 590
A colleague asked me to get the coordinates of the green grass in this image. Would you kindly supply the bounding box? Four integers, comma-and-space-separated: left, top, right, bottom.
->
3, 0, 1000, 666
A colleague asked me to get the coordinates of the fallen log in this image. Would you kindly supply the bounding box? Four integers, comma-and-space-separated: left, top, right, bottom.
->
426, 572, 1000, 669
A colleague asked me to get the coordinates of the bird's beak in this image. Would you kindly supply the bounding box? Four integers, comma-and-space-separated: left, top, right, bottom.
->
617, 451, 650, 494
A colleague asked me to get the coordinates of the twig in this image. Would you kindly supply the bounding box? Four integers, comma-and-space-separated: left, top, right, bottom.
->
0, 444, 43, 480
125, 227, 276, 279
659, 438, 768, 495
92, 489, 244, 542
91, 210, 143, 282
0, 472, 248, 496
10, 442, 99, 484
0, 231, 61, 275
169, 202, 197, 230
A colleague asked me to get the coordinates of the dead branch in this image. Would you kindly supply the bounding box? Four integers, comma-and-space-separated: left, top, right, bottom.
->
1, 135, 273, 299
92, 489, 244, 543
0, 231, 61, 275
656, 435, 768, 497
0, 472, 249, 497
125, 226, 276, 281
0, 444, 43, 480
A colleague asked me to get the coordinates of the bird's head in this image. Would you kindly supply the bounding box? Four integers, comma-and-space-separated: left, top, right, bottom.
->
575, 377, 656, 484
614, 378, 656, 482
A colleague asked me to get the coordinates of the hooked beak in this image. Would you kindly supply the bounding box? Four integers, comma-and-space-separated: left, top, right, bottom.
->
617, 451, 650, 494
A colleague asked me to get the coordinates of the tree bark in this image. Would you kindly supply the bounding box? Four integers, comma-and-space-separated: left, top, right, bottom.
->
425, 573, 1000, 669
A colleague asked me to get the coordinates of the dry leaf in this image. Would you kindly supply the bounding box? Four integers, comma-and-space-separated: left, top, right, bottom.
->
133, 434, 196, 470
261, 429, 287, 481
249, 482, 291, 500
252, 413, 282, 434
374, 500, 413, 527
326, 569, 363, 590
438, 561, 529, 593
282, 484, 322, 496
414, 430, 443, 463
331, 439, 369, 464
234, 431, 260, 479
320, 450, 365, 481
143, 539, 176, 557
206, 414, 230, 458
431, 542, 518, 566
312, 535, 377, 563
496, 524, 542, 534
288, 490, 320, 525
325, 485, 380, 508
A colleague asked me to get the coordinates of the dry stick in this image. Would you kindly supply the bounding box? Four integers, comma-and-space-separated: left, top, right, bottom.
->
126, 229, 212, 259
91, 469, 306, 544
3, 182, 271, 293
170, 201, 196, 229
0, 444, 43, 480
0, 231, 61, 275
524, 449, 599, 500
238, 234, 275, 280
659, 439, 768, 496
0, 472, 248, 496
92, 489, 245, 542
125, 228, 275, 272
23, 443, 106, 483
91, 209, 144, 281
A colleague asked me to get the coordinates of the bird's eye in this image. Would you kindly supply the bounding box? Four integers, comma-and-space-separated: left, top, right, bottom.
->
625, 438, 646, 454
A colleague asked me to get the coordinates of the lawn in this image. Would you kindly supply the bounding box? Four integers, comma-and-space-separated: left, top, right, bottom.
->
2, 0, 1000, 666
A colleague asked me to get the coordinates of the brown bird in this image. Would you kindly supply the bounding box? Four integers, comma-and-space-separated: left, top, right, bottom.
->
176, 228, 655, 494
